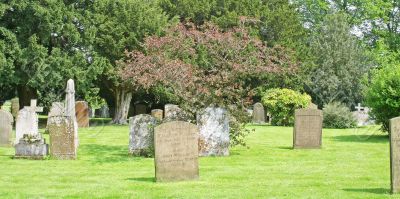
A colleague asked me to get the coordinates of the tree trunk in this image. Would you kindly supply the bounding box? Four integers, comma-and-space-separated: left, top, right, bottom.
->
112, 87, 132, 124
17, 85, 37, 107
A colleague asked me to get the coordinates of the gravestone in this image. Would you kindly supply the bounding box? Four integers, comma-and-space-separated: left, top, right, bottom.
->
135, 104, 147, 115
48, 115, 77, 159
96, 105, 110, 118
15, 100, 43, 143
151, 109, 163, 120
164, 104, 189, 122
293, 108, 323, 149
252, 103, 265, 124
390, 117, 400, 193
0, 110, 13, 146
11, 98, 19, 118
352, 103, 374, 126
47, 102, 65, 126
75, 101, 89, 128
197, 107, 230, 156
154, 121, 199, 182
14, 134, 48, 159
129, 114, 157, 156
65, 79, 78, 147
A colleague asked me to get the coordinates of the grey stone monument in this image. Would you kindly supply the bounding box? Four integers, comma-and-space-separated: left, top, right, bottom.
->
252, 103, 265, 124
0, 109, 13, 146
14, 134, 49, 159
390, 117, 400, 193
293, 108, 323, 149
65, 79, 78, 147
129, 114, 157, 156
154, 121, 199, 182
197, 107, 230, 156
48, 115, 77, 159
15, 100, 43, 143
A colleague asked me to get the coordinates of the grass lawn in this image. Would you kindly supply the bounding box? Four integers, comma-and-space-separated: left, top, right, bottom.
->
0, 123, 397, 198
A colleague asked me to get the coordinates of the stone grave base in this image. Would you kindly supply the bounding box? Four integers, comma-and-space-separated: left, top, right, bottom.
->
14, 134, 49, 160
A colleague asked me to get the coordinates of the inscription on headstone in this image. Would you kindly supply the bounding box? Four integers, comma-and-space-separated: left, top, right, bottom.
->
293, 108, 323, 149
154, 121, 199, 182
48, 116, 76, 159
390, 117, 400, 193
0, 110, 13, 146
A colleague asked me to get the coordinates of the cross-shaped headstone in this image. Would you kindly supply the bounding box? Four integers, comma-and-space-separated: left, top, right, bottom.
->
24, 99, 43, 113
355, 103, 364, 112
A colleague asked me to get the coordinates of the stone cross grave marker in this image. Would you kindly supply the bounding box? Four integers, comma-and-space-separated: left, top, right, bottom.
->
0, 109, 13, 146
293, 108, 323, 149
390, 117, 400, 193
154, 121, 199, 182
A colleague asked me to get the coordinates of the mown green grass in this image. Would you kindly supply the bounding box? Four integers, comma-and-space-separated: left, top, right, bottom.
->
0, 124, 397, 198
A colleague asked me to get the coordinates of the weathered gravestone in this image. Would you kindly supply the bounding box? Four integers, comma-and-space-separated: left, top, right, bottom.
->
15, 100, 43, 143
65, 79, 78, 147
135, 104, 147, 115
164, 104, 190, 122
352, 103, 374, 126
197, 107, 230, 156
151, 109, 163, 121
154, 121, 199, 182
129, 114, 157, 156
47, 102, 65, 126
14, 134, 48, 159
390, 117, 400, 193
48, 115, 77, 159
11, 98, 19, 118
75, 101, 89, 128
252, 103, 265, 124
293, 108, 323, 149
0, 109, 13, 146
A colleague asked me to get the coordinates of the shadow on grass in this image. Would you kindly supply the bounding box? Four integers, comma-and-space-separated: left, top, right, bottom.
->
343, 188, 390, 195
80, 144, 129, 163
125, 177, 155, 182
277, 146, 293, 150
332, 134, 388, 143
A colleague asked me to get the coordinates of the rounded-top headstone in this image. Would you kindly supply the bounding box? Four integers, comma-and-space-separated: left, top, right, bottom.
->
252, 103, 265, 124
0, 109, 13, 146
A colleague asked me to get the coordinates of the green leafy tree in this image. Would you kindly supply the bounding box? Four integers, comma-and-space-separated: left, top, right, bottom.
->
261, 88, 311, 126
76, 0, 170, 124
305, 13, 371, 108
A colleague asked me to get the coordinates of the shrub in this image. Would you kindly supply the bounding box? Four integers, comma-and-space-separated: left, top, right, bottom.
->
365, 64, 400, 132
322, 102, 357, 129
261, 88, 311, 126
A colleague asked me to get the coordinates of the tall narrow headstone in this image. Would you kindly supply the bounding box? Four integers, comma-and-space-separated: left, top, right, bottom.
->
293, 108, 323, 149
65, 79, 78, 146
154, 121, 199, 182
252, 103, 265, 124
11, 98, 19, 118
75, 101, 89, 128
0, 110, 13, 146
390, 117, 400, 193
197, 107, 230, 156
129, 114, 157, 156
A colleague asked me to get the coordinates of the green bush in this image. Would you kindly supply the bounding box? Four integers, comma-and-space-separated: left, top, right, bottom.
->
322, 102, 357, 129
261, 88, 311, 126
365, 64, 400, 132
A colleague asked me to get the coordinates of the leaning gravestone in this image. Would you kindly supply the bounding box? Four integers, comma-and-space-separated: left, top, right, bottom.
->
293, 108, 323, 149
252, 103, 265, 124
48, 115, 77, 159
14, 134, 48, 159
390, 117, 400, 193
151, 109, 163, 121
129, 114, 157, 156
75, 101, 89, 128
0, 109, 13, 146
197, 107, 230, 156
11, 98, 19, 118
154, 121, 199, 182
